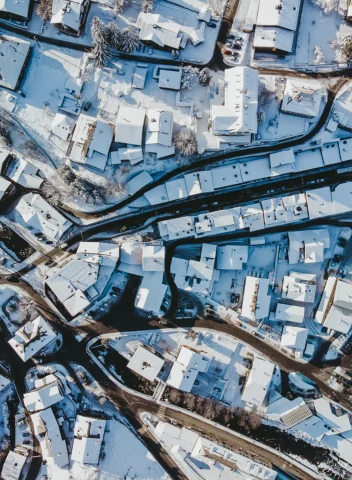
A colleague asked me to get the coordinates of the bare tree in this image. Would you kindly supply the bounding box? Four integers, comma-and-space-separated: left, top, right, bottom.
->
183, 392, 197, 411
18, 297, 36, 319
41, 181, 62, 207
247, 412, 262, 430
111, 0, 125, 14
104, 179, 127, 199
174, 129, 197, 156
168, 388, 181, 404
37, 0, 52, 20
209, 0, 223, 15
201, 398, 217, 420
120, 27, 140, 53
310, 0, 338, 14
0, 120, 12, 148
91, 17, 110, 68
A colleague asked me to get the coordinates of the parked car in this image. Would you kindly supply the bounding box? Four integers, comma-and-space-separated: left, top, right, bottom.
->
83, 101, 92, 111
7, 275, 19, 283
232, 44, 242, 50
208, 22, 217, 28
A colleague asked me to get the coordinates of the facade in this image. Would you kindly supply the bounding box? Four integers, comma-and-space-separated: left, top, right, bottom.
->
51, 0, 90, 36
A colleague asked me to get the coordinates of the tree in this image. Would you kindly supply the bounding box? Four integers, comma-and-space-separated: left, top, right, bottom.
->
340, 34, 352, 62
310, 0, 338, 14
111, 0, 125, 14
181, 66, 199, 90
91, 17, 110, 68
0, 120, 12, 148
209, 0, 222, 15
200, 398, 217, 420
174, 129, 197, 156
18, 297, 35, 318
41, 181, 62, 207
141, 0, 153, 12
107, 22, 122, 50
247, 412, 262, 430
104, 179, 127, 199
199, 68, 211, 86
257, 110, 266, 126
313, 45, 325, 65
120, 27, 140, 53
37, 0, 52, 20
183, 392, 196, 411
168, 388, 181, 404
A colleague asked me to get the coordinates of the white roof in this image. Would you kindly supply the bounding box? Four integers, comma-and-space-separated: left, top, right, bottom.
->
288, 229, 330, 264
51, 113, 75, 141
212, 67, 258, 135
261, 197, 286, 227
116, 147, 144, 166
275, 303, 305, 323
323, 305, 352, 334
145, 110, 173, 147
322, 434, 352, 465
241, 357, 275, 407
127, 345, 165, 382
77, 241, 120, 267
0, 175, 10, 199
210, 164, 243, 189
126, 171, 153, 195
170, 257, 188, 275
160, 216, 194, 240
137, 13, 182, 50
282, 193, 309, 223
314, 398, 351, 433
142, 243, 165, 272
333, 280, 352, 311
16, 193, 72, 241
253, 27, 294, 53
24, 377, 64, 412
306, 187, 333, 219
184, 171, 214, 196
166, 178, 189, 201
332, 181, 352, 215
166, 362, 199, 392
241, 276, 271, 321
177, 346, 209, 372
256, 0, 301, 30
158, 68, 182, 90
71, 415, 106, 465
135, 271, 167, 314
239, 203, 265, 232
0, 38, 30, 90
144, 184, 169, 205
1, 451, 26, 480
8, 158, 43, 189
291, 415, 329, 441
115, 106, 146, 146
0, 0, 30, 18
281, 79, 323, 118
51, 0, 85, 32
8, 315, 58, 362
31, 408, 69, 467
215, 245, 248, 270
315, 276, 337, 324
120, 241, 143, 265
269, 149, 295, 168
281, 326, 308, 351
282, 272, 317, 303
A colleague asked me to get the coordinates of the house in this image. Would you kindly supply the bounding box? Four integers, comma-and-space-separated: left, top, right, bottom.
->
118, 241, 144, 276
8, 315, 58, 362
241, 277, 271, 321
157, 67, 182, 91
69, 114, 114, 170
158, 216, 194, 241
0, 374, 11, 393
46, 242, 119, 317
127, 345, 165, 382
265, 393, 312, 428
142, 243, 165, 272
253, 27, 295, 55
281, 79, 324, 118
111, 147, 144, 166
1, 451, 27, 480
15, 193, 73, 242
288, 229, 330, 264
51, 113, 75, 141
0, 0, 31, 21
282, 272, 317, 303
24, 375, 65, 412
316, 278, 352, 334
306, 186, 333, 219
0, 38, 31, 90
256, 0, 302, 32
165, 178, 188, 201
51, 0, 90, 36
167, 346, 210, 392
0, 176, 11, 202
211, 67, 258, 136
314, 398, 351, 434
115, 106, 146, 146
275, 303, 305, 324
184, 171, 214, 196
31, 408, 69, 468
7, 158, 44, 189
136, 13, 183, 50
239, 203, 265, 231
145, 109, 175, 159
126, 171, 153, 195
241, 357, 275, 408
71, 415, 106, 464
135, 271, 167, 315
215, 245, 248, 270
280, 326, 308, 358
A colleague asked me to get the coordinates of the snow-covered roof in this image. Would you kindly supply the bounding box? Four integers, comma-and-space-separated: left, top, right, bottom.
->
159, 216, 194, 240
142, 243, 165, 272
314, 398, 351, 433
241, 276, 271, 321
8, 158, 43, 189
212, 67, 258, 135
167, 347, 209, 393
77, 241, 120, 267
145, 110, 173, 147
154, 422, 200, 452
332, 181, 352, 215
291, 414, 329, 441
115, 106, 146, 146
126, 171, 153, 195
306, 186, 333, 219
288, 229, 330, 264
275, 303, 305, 323
0, 175, 11, 199
71, 415, 106, 465
215, 245, 248, 270
282, 193, 309, 223
120, 241, 143, 265
282, 272, 317, 303
24, 376, 64, 412
144, 184, 169, 205
256, 0, 302, 31
315, 276, 337, 324
51, 113, 75, 141
338, 138, 352, 162
333, 280, 352, 311
210, 164, 243, 189
253, 27, 294, 53
31, 408, 69, 467
265, 395, 312, 428
281, 79, 324, 118
135, 271, 167, 314
184, 171, 214, 196
239, 203, 265, 231
241, 357, 275, 407
158, 68, 182, 90
322, 434, 352, 465
170, 257, 188, 275
8, 315, 58, 362
127, 345, 165, 382
0, 38, 30, 90
51, 0, 86, 33
0, 0, 30, 18
177, 346, 209, 372
0, 374, 10, 392
166, 178, 188, 201
0, 451, 26, 480
261, 197, 286, 227
281, 326, 308, 352
137, 12, 182, 50
114, 146, 144, 165
323, 305, 352, 334
269, 149, 295, 168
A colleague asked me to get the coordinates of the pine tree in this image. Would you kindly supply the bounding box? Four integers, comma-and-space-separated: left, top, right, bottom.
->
141, 0, 153, 13
111, 0, 125, 14
199, 67, 211, 86
91, 17, 110, 67
107, 21, 122, 50
120, 27, 140, 53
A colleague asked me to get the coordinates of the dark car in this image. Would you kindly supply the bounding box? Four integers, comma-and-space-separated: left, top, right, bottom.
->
208, 22, 217, 28
83, 101, 92, 111
231, 292, 237, 303
232, 44, 242, 50
7, 275, 19, 283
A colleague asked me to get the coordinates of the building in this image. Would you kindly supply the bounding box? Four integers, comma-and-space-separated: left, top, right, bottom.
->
8, 315, 58, 362
115, 106, 146, 146
0, 0, 31, 21
280, 326, 308, 358
0, 374, 11, 393
24, 375, 65, 412
127, 345, 165, 382
256, 0, 302, 32
275, 303, 305, 324
51, 113, 75, 141
167, 346, 210, 392
159, 216, 195, 241
253, 27, 295, 55
316, 278, 352, 334
137, 13, 184, 50
51, 0, 90, 36
1, 451, 27, 480
241, 357, 275, 408
215, 245, 248, 270
118, 240, 144, 276
135, 271, 167, 315
46, 242, 119, 317
157, 67, 182, 91
142, 243, 165, 272
281, 79, 324, 118
69, 114, 114, 170
282, 272, 317, 303
31, 407, 69, 468
0, 176, 11, 202
126, 171, 153, 195
7, 158, 44, 189
71, 415, 106, 464
314, 398, 351, 434
0, 38, 31, 90
241, 276, 271, 322
184, 171, 214, 196
306, 186, 333, 219
265, 393, 312, 428
145, 109, 174, 159
211, 67, 258, 136
288, 229, 330, 264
